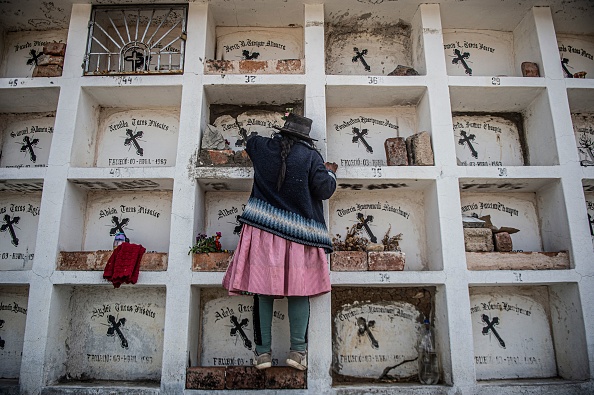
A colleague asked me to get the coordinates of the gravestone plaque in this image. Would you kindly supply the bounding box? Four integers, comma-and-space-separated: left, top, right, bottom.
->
327, 108, 415, 168
557, 35, 594, 78
443, 30, 514, 77
215, 28, 303, 61
205, 192, 249, 251
461, 193, 542, 252
211, 110, 284, 152
83, 191, 172, 252
0, 286, 28, 378
0, 30, 67, 78
1, 117, 54, 168
572, 113, 594, 166
66, 287, 165, 381
333, 301, 422, 379
96, 109, 179, 167
453, 115, 524, 166
470, 286, 556, 380
0, 193, 41, 270
585, 193, 594, 247
201, 290, 290, 367
330, 190, 427, 270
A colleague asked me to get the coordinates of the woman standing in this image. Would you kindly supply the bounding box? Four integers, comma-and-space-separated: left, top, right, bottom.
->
223, 113, 337, 371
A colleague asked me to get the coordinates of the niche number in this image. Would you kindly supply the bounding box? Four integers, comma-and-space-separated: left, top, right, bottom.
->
491, 77, 501, 86
371, 167, 382, 177
245, 75, 256, 83
8, 79, 21, 87
498, 167, 508, 177
379, 273, 390, 282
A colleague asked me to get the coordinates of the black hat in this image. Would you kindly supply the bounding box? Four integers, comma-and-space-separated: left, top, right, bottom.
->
273, 113, 317, 142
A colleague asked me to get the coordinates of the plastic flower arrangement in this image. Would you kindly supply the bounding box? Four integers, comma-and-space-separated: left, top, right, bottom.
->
188, 232, 227, 254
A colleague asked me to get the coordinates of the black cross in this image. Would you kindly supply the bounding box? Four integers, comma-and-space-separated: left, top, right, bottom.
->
352, 47, 371, 72
109, 216, 129, 237
20, 136, 40, 163
0, 319, 4, 328
561, 58, 573, 78
357, 317, 379, 349
124, 129, 144, 156
352, 127, 373, 153
356, 212, 377, 243
1, 215, 20, 247
233, 215, 242, 235
482, 314, 505, 348
230, 315, 252, 350
234, 119, 257, 147
26, 49, 43, 66
452, 49, 472, 75
107, 315, 128, 349
0, 337, 4, 349
588, 214, 594, 236
242, 50, 260, 60
124, 50, 145, 72
458, 130, 478, 159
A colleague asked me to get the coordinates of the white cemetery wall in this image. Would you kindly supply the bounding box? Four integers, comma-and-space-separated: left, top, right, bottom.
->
211, 110, 284, 152
0, 30, 67, 78
0, 286, 28, 378
95, 109, 179, 167
215, 27, 303, 61
571, 113, 594, 167
585, 192, 594, 248
453, 114, 525, 166
200, 291, 290, 367
82, 191, 172, 252
557, 35, 594, 79
327, 108, 415, 168
470, 286, 557, 380
0, 193, 41, 271
205, 192, 249, 252
66, 287, 165, 381
330, 189, 428, 270
443, 30, 514, 77
1, 116, 54, 168
333, 301, 422, 379
461, 192, 542, 252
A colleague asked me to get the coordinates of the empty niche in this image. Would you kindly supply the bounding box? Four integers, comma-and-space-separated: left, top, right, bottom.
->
557, 35, 594, 79
63, 286, 165, 382
330, 189, 428, 271
0, 192, 41, 271
0, 286, 29, 379
571, 113, 594, 167
470, 286, 556, 380
332, 287, 434, 384
453, 113, 526, 167
0, 113, 55, 168
95, 108, 179, 168
0, 30, 67, 78
204, 192, 249, 252
199, 288, 290, 367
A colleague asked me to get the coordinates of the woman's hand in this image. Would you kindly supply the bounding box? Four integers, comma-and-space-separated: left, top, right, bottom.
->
325, 162, 338, 173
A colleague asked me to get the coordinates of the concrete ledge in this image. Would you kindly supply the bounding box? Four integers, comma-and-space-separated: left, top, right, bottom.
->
185, 366, 306, 390
205, 59, 304, 74
41, 380, 159, 395
466, 251, 570, 270
57, 251, 168, 271
192, 252, 232, 272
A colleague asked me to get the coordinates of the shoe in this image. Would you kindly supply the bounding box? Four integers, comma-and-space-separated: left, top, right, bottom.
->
254, 352, 272, 370
286, 350, 307, 371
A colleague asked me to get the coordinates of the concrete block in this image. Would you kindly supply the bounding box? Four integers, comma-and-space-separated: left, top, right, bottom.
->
37, 55, 64, 66
192, 252, 232, 272
464, 228, 494, 252
384, 137, 408, 166
368, 251, 405, 271
57, 251, 168, 271
239, 60, 267, 74
43, 42, 66, 56
205, 60, 236, 74
225, 366, 266, 389
205, 59, 304, 75
466, 251, 570, 270
263, 367, 307, 389
186, 367, 226, 390
32, 64, 62, 77
493, 232, 513, 252
206, 149, 235, 165
275, 59, 303, 73
407, 131, 434, 166
521, 62, 540, 77
330, 251, 367, 271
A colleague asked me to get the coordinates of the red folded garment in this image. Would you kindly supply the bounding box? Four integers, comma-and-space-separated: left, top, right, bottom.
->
103, 242, 146, 288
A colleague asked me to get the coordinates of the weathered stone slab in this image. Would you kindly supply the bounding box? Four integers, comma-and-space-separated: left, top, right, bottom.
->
186, 367, 226, 390
263, 367, 307, 389
406, 131, 434, 166
57, 251, 168, 271
185, 366, 306, 390
466, 251, 569, 270
464, 228, 494, 252
384, 137, 408, 166
493, 232, 513, 252
368, 251, 405, 271
0, 287, 28, 378
225, 366, 266, 389
37, 55, 64, 66
463, 216, 486, 228
192, 252, 232, 272
521, 62, 539, 77
43, 42, 67, 56
330, 251, 367, 271
0, 193, 41, 270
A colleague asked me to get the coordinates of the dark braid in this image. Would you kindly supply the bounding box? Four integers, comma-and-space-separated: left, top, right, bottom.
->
277, 134, 296, 191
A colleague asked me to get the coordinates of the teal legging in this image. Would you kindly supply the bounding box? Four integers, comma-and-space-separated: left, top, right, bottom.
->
254, 295, 309, 354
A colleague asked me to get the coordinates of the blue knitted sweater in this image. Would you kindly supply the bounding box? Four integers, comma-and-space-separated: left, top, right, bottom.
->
239, 135, 336, 252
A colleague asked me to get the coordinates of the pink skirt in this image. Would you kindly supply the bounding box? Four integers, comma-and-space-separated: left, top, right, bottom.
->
222, 225, 331, 297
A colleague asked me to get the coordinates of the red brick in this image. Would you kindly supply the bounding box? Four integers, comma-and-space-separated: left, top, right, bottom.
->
57, 251, 167, 271
275, 59, 303, 73
37, 55, 64, 66
239, 60, 267, 73
264, 367, 307, 389
368, 251, 405, 271
493, 232, 513, 252
43, 42, 66, 56
225, 366, 266, 389
207, 149, 234, 165
521, 62, 539, 77
330, 251, 367, 271
204, 59, 236, 74
406, 131, 434, 166
186, 367, 225, 390
32, 64, 62, 77
192, 252, 232, 271
384, 137, 408, 166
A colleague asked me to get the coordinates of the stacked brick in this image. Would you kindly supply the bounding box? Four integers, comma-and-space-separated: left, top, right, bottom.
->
33, 42, 66, 77
384, 131, 434, 166
330, 250, 405, 271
